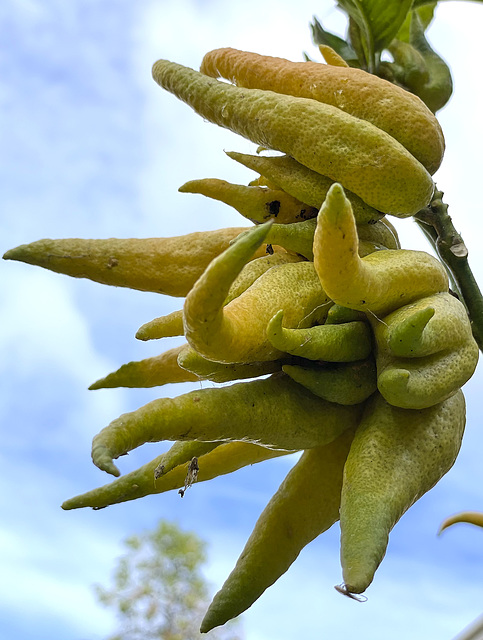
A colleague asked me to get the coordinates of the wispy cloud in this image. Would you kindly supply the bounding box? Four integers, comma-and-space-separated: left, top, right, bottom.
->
2, 1, 483, 640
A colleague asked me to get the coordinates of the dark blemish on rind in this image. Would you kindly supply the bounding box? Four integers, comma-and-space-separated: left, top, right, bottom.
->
300, 207, 319, 220
107, 257, 119, 268
266, 200, 281, 216
154, 463, 165, 480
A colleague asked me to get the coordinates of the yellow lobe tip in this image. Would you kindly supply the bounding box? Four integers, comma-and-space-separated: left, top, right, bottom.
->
319, 183, 352, 225
200, 612, 218, 634
268, 309, 284, 327
3, 246, 26, 261
151, 58, 168, 81
326, 182, 347, 202
178, 181, 199, 194
92, 444, 121, 477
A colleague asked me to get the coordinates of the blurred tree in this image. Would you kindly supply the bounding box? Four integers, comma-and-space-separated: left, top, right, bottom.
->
95, 520, 243, 640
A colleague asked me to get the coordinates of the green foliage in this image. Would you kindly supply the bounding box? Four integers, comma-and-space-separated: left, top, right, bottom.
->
337, 0, 413, 69
95, 520, 243, 640
311, 16, 358, 64
396, 2, 436, 42
392, 10, 453, 112
311, 0, 454, 111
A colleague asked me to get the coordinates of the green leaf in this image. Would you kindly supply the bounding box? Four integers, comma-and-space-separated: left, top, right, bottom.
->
412, 0, 437, 7
408, 11, 453, 111
337, 1, 374, 69
413, 0, 483, 5
310, 17, 357, 62
337, 0, 414, 60
396, 2, 436, 42
348, 16, 369, 69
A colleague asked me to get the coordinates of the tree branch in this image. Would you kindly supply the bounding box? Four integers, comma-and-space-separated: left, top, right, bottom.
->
414, 189, 483, 351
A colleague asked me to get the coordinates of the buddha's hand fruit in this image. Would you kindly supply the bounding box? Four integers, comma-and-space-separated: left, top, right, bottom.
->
282, 359, 377, 406
3, 228, 278, 297
199, 47, 444, 174
201, 429, 355, 633
91, 373, 363, 477
373, 293, 479, 409
3, 40, 478, 630
339, 390, 466, 595
183, 223, 330, 364
179, 177, 318, 224
152, 59, 434, 215
225, 151, 383, 224
266, 311, 372, 362
313, 183, 449, 316
63, 441, 293, 511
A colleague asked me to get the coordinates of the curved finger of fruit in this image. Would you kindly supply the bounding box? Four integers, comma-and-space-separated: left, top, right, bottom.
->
63, 441, 293, 510
89, 344, 198, 390
260, 215, 399, 262
325, 305, 367, 325
376, 340, 479, 409
177, 345, 285, 383
319, 44, 350, 67
153, 440, 219, 478
152, 60, 434, 215
283, 359, 377, 405
200, 47, 444, 174
184, 227, 330, 363
263, 218, 316, 259
313, 183, 448, 315
136, 252, 303, 343
136, 309, 184, 341
183, 222, 273, 362
225, 151, 383, 224
375, 293, 472, 358
339, 390, 466, 594
179, 178, 318, 224
385, 306, 436, 355
201, 429, 355, 633
91, 373, 363, 476
267, 310, 372, 362
4, 230, 266, 297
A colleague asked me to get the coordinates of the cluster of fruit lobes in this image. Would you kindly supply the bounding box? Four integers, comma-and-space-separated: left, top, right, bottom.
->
57, 178, 474, 632
3, 47, 478, 633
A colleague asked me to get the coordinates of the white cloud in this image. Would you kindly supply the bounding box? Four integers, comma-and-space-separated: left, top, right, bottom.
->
3, 2, 483, 640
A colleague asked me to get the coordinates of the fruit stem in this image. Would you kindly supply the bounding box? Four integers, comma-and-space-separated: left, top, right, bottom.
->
415, 189, 483, 352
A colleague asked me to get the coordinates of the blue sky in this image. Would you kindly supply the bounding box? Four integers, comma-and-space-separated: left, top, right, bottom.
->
2, 1, 483, 639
